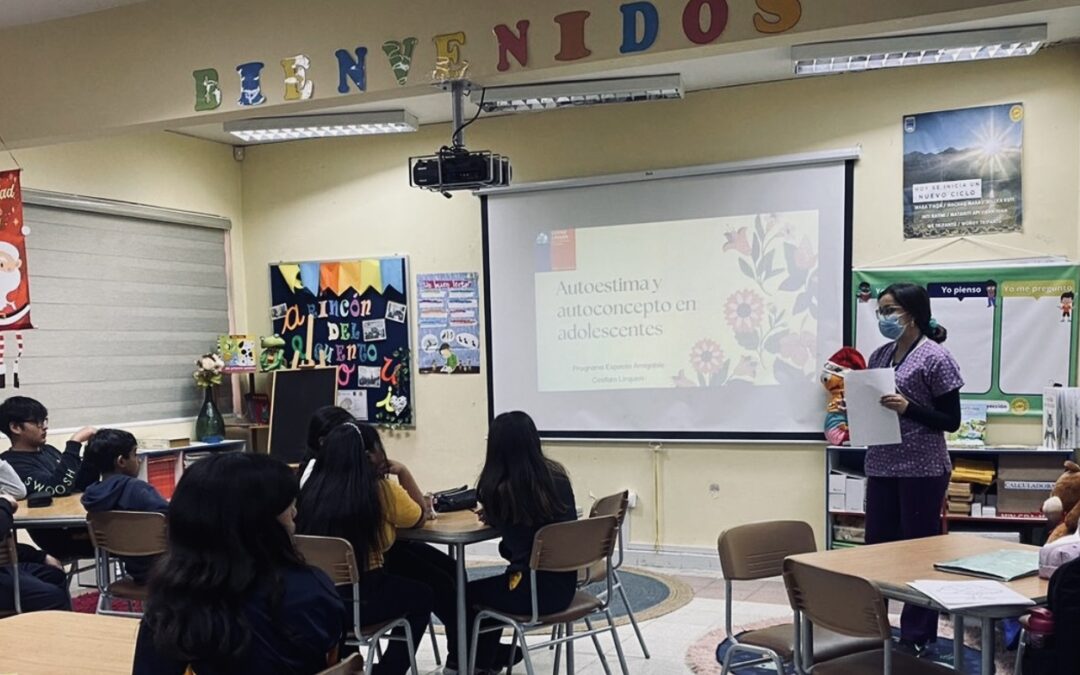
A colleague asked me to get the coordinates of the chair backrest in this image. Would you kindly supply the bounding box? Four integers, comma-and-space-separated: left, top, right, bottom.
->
782, 558, 890, 640
717, 520, 815, 581
530, 515, 618, 573
85, 511, 167, 557
0, 533, 18, 615
589, 491, 629, 525
317, 653, 363, 674
0, 532, 16, 568
294, 535, 360, 585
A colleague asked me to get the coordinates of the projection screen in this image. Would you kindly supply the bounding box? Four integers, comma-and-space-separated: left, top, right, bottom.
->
481, 150, 856, 441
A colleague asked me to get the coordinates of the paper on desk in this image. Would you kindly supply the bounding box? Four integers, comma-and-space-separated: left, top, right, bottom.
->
909, 580, 1035, 611
844, 368, 902, 447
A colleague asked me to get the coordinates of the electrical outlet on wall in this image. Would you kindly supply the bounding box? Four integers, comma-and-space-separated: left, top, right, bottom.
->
626, 491, 638, 509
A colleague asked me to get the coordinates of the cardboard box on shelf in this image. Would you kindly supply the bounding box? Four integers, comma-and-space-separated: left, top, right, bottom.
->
997, 454, 1063, 514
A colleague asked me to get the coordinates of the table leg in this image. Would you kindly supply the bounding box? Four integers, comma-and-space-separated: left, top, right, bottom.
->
980, 617, 995, 675
953, 615, 964, 673
455, 542, 468, 672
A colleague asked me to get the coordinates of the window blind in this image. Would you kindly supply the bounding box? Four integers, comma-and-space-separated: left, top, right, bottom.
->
9, 192, 231, 428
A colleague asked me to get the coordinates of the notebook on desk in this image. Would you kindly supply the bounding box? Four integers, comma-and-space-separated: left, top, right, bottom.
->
933, 549, 1039, 581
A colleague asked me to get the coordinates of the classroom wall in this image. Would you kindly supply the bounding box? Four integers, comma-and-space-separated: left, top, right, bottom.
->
250, 44, 1080, 550
0, 132, 245, 444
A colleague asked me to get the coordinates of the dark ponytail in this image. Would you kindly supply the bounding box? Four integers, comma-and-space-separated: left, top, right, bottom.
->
879, 283, 947, 343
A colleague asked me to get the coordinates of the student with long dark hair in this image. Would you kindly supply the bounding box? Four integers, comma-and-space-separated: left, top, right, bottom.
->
298, 405, 355, 487
295, 422, 432, 675
867, 282, 963, 654
469, 411, 577, 672
133, 453, 345, 675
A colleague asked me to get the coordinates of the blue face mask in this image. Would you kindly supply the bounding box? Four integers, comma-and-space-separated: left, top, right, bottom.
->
878, 315, 905, 340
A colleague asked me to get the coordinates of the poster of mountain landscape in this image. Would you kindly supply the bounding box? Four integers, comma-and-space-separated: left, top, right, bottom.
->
902, 103, 1023, 239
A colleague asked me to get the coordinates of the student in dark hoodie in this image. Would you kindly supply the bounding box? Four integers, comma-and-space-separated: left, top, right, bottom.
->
0, 396, 97, 560
81, 429, 168, 583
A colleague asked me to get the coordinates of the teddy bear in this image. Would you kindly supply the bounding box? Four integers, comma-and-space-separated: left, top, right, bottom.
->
820, 347, 867, 446
1043, 460, 1080, 543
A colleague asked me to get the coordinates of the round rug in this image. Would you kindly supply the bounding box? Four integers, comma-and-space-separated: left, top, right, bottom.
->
685, 618, 1017, 673
427, 565, 692, 633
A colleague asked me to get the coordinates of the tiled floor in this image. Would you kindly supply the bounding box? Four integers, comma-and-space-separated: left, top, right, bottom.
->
413, 567, 794, 674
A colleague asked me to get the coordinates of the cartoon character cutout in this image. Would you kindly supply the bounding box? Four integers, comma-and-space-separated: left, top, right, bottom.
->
439, 342, 459, 374
986, 280, 997, 308
857, 282, 872, 303
0, 240, 29, 325
259, 334, 286, 372
1061, 291, 1074, 323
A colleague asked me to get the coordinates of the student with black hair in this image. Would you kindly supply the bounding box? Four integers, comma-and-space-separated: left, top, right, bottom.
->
0, 493, 70, 612
295, 422, 432, 675
867, 282, 963, 654
468, 411, 577, 672
0, 396, 96, 496
298, 405, 355, 488
0, 396, 97, 560
81, 428, 168, 583
133, 452, 344, 675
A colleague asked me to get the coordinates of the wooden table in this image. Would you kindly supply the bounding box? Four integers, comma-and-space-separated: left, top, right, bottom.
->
789, 534, 1045, 675
397, 510, 497, 669
13, 494, 87, 528
0, 610, 138, 673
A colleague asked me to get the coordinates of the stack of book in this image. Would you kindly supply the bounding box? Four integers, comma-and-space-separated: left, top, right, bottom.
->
951, 458, 995, 486
947, 481, 973, 515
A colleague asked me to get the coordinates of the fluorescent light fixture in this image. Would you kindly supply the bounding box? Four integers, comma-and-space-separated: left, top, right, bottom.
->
471, 75, 683, 113
792, 25, 1046, 76
224, 111, 419, 143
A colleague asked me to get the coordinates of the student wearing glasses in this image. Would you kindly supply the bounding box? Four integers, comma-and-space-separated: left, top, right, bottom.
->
866, 283, 963, 654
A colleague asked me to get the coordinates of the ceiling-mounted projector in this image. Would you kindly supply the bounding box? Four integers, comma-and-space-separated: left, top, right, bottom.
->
409, 79, 510, 196
410, 146, 511, 192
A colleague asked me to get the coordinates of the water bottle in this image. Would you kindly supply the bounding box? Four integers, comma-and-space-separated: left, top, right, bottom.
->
1026, 607, 1055, 649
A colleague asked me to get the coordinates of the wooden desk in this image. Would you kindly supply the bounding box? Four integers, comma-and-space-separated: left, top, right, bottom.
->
13, 494, 87, 528
398, 510, 497, 670
0, 610, 138, 674
789, 534, 1045, 675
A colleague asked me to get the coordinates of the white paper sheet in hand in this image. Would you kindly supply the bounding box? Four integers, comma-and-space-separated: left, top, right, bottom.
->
844, 368, 902, 447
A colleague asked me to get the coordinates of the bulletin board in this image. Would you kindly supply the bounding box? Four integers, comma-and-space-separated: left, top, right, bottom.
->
269, 257, 413, 426
852, 263, 1079, 416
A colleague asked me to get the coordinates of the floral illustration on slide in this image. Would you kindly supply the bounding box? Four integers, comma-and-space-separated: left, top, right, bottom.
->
687, 338, 732, 387
672, 210, 821, 388
722, 227, 751, 256
689, 339, 725, 375
724, 290, 764, 334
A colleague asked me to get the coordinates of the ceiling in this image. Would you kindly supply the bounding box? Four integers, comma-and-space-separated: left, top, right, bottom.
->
170, 5, 1080, 147
0, 0, 149, 29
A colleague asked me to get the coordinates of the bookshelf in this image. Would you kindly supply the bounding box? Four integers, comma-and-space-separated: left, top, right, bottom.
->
825, 445, 1076, 549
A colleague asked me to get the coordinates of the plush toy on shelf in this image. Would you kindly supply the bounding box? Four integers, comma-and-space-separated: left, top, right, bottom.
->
1044, 461, 1080, 543
259, 334, 287, 372
820, 346, 867, 446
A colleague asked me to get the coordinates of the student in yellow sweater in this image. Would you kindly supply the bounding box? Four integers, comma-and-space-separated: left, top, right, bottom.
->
295, 422, 432, 675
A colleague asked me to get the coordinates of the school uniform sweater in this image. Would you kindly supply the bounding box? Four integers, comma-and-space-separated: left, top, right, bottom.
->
0, 441, 96, 496
82, 474, 169, 582
132, 566, 345, 675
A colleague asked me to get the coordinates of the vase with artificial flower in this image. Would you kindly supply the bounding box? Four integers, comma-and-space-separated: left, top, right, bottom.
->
194, 353, 226, 443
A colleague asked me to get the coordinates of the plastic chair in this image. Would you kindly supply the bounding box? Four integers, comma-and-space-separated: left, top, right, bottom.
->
294, 535, 419, 675
85, 511, 167, 617
317, 653, 364, 674
469, 515, 629, 675
0, 533, 20, 616
783, 558, 954, 674
717, 521, 878, 674
584, 491, 649, 659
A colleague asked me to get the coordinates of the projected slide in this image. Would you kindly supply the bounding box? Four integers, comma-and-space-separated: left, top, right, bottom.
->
534, 211, 819, 393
